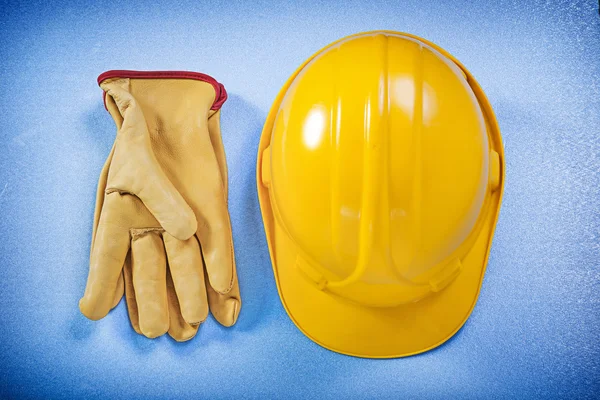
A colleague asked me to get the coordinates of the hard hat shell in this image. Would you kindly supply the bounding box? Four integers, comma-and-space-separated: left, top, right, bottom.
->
257, 31, 504, 358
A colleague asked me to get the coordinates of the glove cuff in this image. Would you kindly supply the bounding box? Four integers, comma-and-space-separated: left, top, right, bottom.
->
97, 70, 227, 111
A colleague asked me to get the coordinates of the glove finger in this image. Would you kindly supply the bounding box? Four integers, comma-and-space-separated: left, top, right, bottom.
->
101, 79, 197, 241
110, 272, 124, 310
204, 108, 240, 322
80, 203, 130, 321
166, 268, 200, 342
163, 233, 208, 325
123, 251, 142, 335
196, 198, 235, 294
131, 230, 169, 339
207, 267, 241, 327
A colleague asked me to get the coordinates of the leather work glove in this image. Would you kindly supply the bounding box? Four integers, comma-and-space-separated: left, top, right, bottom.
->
79, 71, 241, 340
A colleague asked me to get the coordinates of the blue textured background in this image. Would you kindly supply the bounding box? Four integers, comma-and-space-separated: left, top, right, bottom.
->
1, 0, 599, 398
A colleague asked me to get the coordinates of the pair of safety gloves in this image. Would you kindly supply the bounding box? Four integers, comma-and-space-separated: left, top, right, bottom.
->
79, 72, 241, 341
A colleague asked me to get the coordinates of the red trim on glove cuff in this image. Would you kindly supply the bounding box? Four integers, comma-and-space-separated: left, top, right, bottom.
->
97, 70, 228, 111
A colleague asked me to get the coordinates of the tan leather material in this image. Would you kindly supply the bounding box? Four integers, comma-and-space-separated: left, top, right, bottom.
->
163, 233, 208, 324
207, 113, 228, 199
157, 110, 241, 340
160, 109, 241, 340
103, 78, 198, 241
131, 231, 169, 338
166, 267, 202, 342
123, 252, 142, 335
80, 74, 241, 339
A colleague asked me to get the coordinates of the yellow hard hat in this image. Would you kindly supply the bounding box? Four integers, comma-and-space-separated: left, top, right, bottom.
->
257, 31, 504, 358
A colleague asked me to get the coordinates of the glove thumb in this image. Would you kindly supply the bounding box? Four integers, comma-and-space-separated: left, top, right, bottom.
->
101, 79, 197, 240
